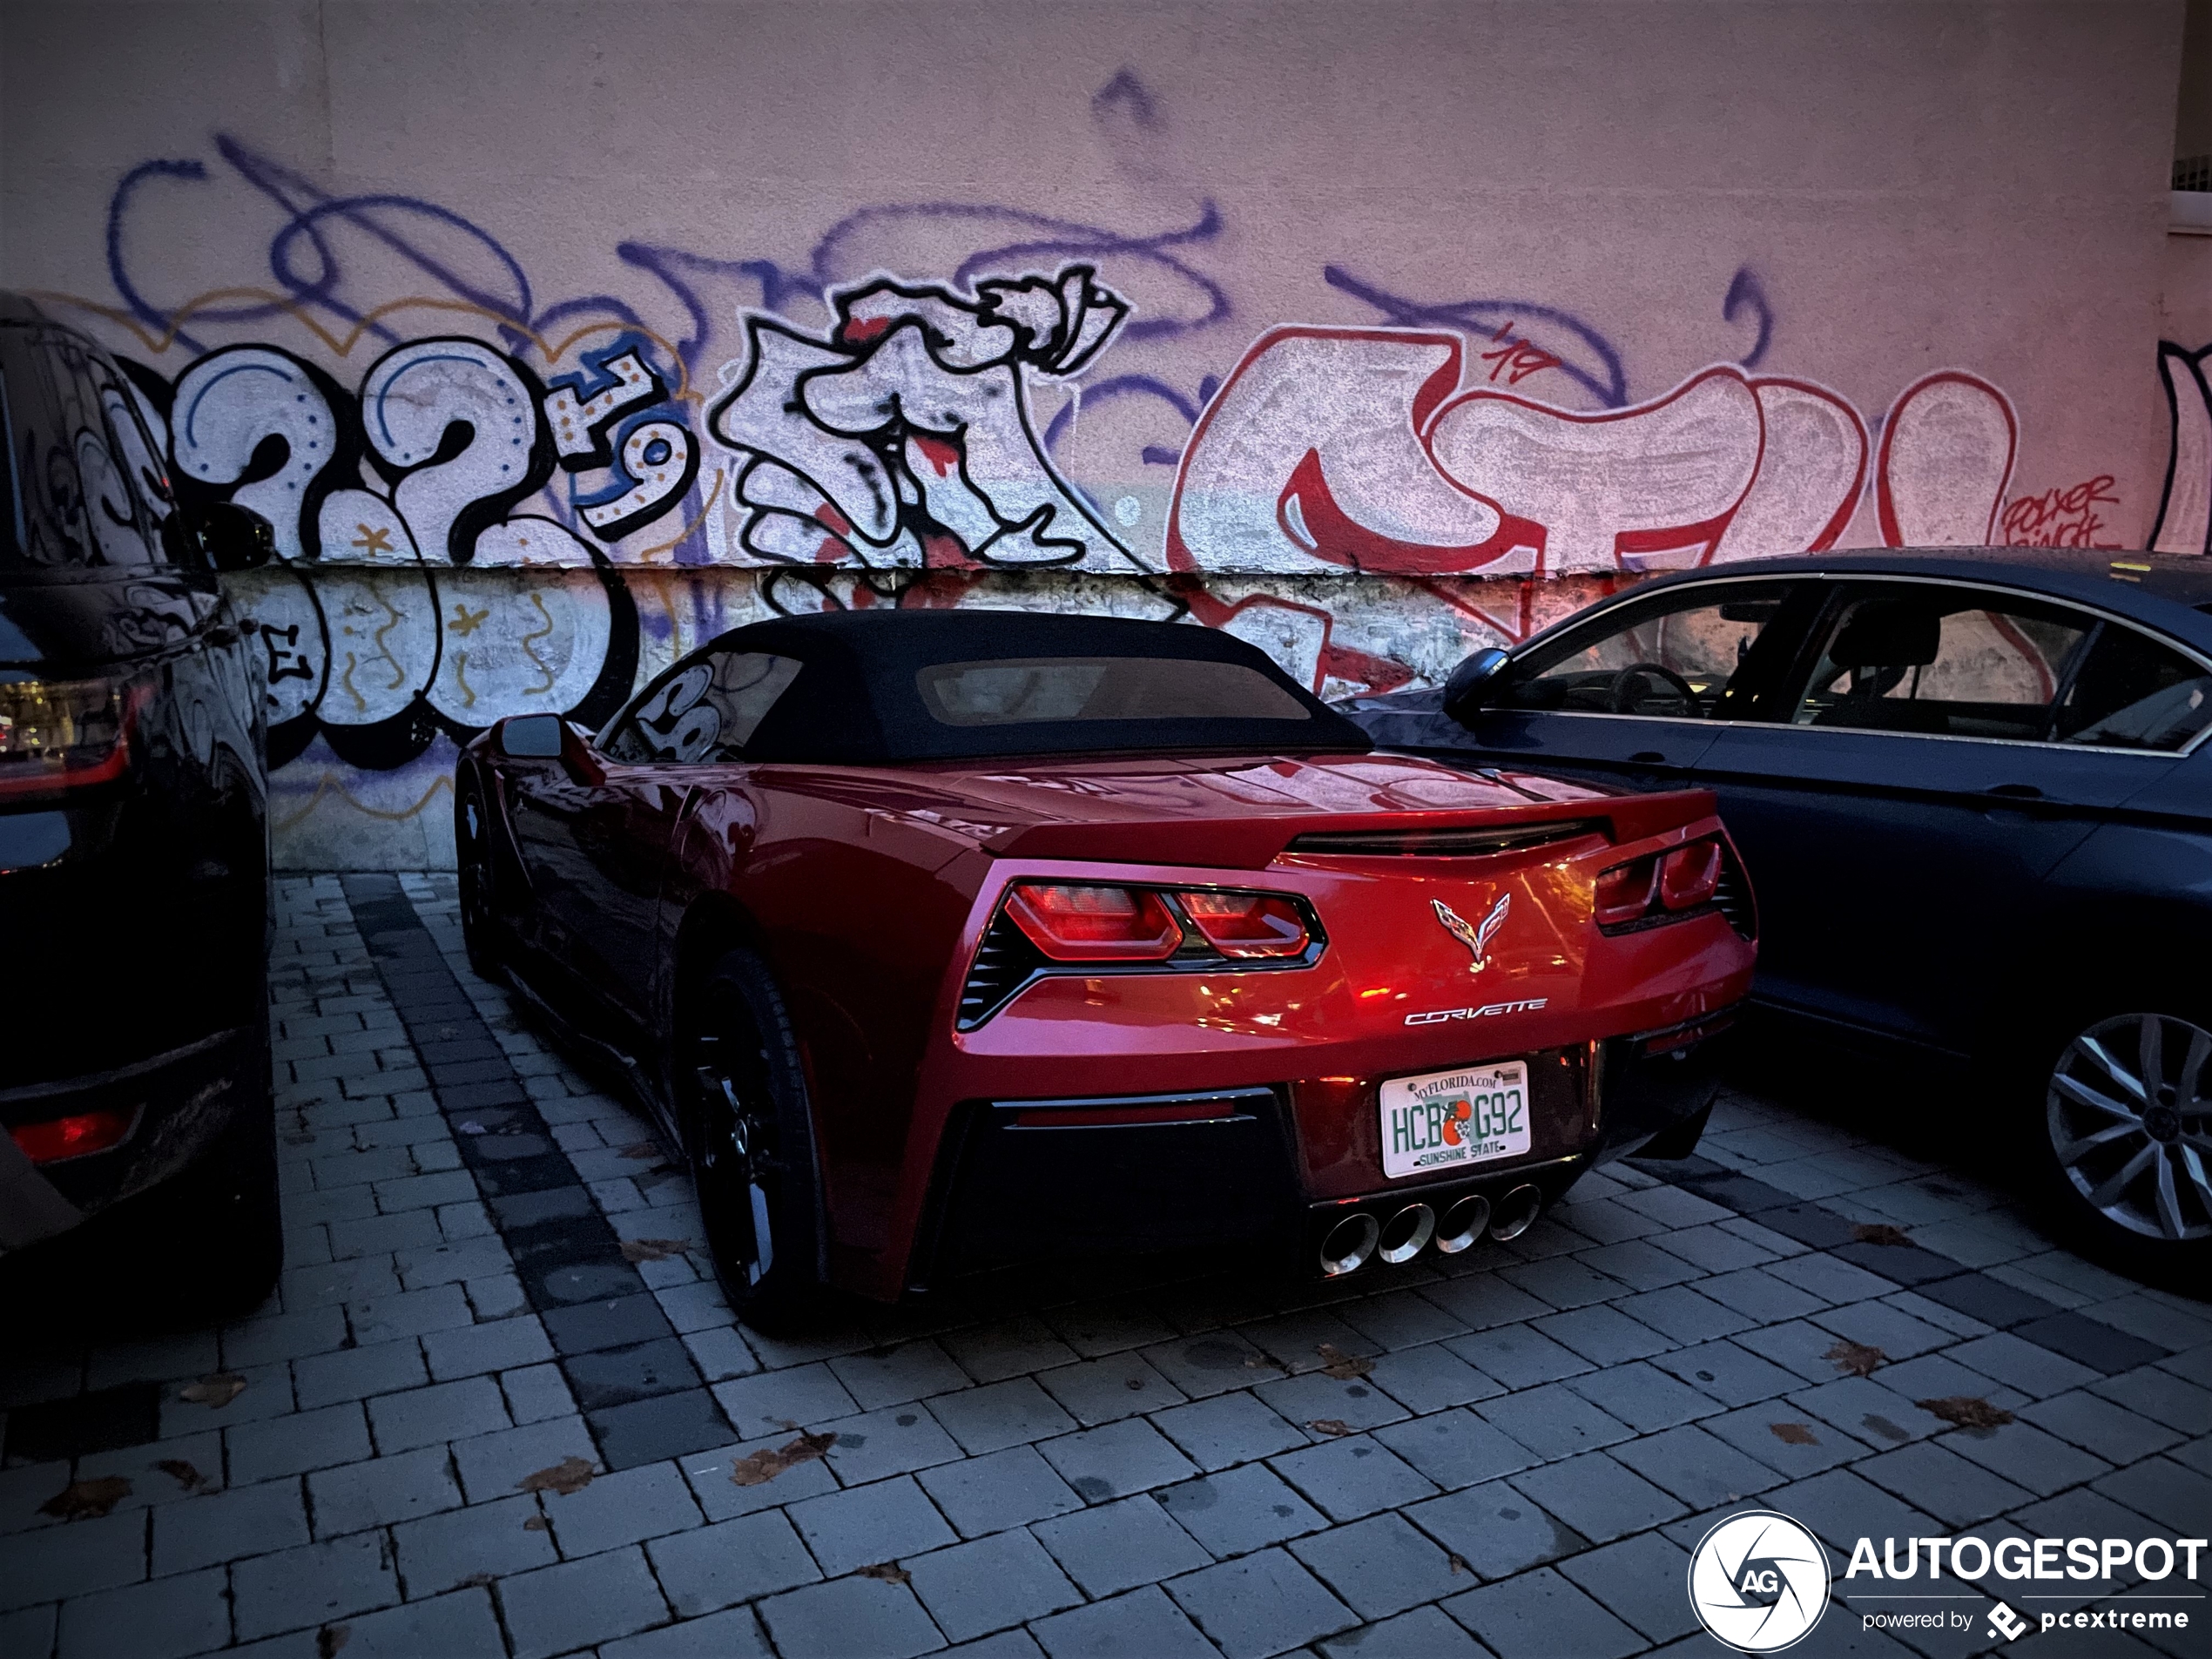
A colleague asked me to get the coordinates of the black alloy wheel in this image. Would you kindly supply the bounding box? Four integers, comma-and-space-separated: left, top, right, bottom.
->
2037, 1008, 2212, 1278
687, 947, 826, 1330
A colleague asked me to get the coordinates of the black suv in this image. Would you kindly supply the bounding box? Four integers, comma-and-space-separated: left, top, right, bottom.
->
0, 294, 282, 1321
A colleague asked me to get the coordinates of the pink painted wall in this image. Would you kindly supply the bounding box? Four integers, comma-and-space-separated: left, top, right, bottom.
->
1, 2, 2199, 865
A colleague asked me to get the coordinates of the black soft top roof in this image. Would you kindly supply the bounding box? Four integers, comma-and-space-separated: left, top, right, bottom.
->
690, 608, 1372, 765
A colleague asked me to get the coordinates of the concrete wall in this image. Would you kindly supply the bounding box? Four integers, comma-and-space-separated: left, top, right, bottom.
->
2, 0, 2201, 867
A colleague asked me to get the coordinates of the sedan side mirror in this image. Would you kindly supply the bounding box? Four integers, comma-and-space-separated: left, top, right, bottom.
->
498, 713, 566, 758
180, 502, 278, 572
1441, 647, 1512, 725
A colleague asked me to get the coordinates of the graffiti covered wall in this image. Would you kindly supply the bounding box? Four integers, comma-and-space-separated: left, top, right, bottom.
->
0, 1, 2197, 866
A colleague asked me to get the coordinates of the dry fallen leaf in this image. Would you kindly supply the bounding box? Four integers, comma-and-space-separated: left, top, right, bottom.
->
1825, 1340, 1885, 1378
179, 1372, 248, 1409
617, 1142, 660, 1160
730, 1430, 838, 1487
1851, 1224, 1913, 1248
523, 1515, 551, 1532
1317, 1343, 1375, 1380
155, 1459, 210, 1493
516, 1457, 597, 1497
316, 1625, 350, 1659
1448, 1553, 1473, 1576
40, 1476, 132, 1521
1918, 1395, 2014, 1430
1770, 1423, 1820, 1447
1308, 1419, 1355, 1438
857, 1561, 911, 1584
618, 1238, 696, 1264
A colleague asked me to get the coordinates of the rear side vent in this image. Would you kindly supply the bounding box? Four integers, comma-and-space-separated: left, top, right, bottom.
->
1286, 819, 1607, 858
1712, 840, 1757, 940
957, 913, 1045, 1028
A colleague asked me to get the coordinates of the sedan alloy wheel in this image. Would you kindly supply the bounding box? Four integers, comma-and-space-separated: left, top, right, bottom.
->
2047, 1012, 2212, 1243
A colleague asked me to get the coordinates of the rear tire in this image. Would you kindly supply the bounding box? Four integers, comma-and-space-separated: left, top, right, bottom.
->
455, 780, 504, 983
685, 948, 827, 1332
2027, 1001, 2212, 1289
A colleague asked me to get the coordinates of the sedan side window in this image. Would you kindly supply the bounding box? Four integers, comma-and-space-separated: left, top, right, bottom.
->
1500, 579, 1802, 718
1791, 586, 2091, 740
2054, 624, 2212, 752
604, 651, 803, 763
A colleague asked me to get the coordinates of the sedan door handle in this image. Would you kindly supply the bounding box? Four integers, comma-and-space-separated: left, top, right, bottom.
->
1984, 783, 2043, 799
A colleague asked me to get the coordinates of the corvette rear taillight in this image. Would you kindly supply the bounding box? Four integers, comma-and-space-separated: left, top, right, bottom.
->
1005, 883, 1184, 961
1178, 891, 1311, 959
9, 1109, 134, 1163
1595, 837, 1727, 931
0, 675, 148, 801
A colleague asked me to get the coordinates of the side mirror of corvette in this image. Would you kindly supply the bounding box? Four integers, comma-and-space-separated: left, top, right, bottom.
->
1441, 648, 1511, 725
497, 713, 565, 759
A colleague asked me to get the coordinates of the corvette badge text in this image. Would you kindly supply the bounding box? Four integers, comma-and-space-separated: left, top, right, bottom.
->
1404, 996, 1548, 1026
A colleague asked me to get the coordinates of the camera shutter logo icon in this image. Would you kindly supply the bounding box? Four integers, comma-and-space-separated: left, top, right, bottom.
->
1687, 1511, 1832, 1652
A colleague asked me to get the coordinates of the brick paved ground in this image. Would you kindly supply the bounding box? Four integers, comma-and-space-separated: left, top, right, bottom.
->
2, 873, 2207, 1658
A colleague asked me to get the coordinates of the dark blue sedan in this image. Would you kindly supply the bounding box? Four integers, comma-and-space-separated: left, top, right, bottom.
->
1345, 549, 2212, 1271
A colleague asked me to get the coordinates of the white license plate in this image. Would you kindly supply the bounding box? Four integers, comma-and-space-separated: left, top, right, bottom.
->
1379, 1060, 1531, 1179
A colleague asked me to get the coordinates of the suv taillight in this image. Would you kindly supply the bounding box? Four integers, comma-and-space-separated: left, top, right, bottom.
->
1595, 837, 1725, 931
0, 675, 147, 801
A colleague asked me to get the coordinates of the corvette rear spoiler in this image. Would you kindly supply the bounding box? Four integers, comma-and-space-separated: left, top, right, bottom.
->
984, 788, 1722, 870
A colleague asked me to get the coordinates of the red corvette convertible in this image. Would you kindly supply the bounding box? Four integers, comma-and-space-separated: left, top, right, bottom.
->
457, 611, 1755, 1324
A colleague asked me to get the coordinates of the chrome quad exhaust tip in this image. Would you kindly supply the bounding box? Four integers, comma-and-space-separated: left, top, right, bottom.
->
1489, 1183, 1543, 1241
1377, 1203, 1436, 1265
1318, 1211, 1381, 1277
1434, 1192, 1493, 1254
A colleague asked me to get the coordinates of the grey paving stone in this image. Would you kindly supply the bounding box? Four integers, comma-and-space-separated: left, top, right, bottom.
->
1445, 1323, 1593, 1389
1857, 1440, 2036, 1528
1611, 1283, 1756, 1345
1734, 1316, 1875, 1384
1030, 1583, 1219, 1659
1374, 1407, 1537, 1491
1442, 1563, 1645, 1659
307, 1444, 462, 1536
805, 1403, 964, 1487
1653, 1339, 1804, 1407
1652, 1223, 1783, 1273
1613, 1421, 1788, 1511
286, 1587, 504, 1659
1269, 1434, 1439, 1521
1762, 1467, 1942, 1557
1251, 1372, 1409, 1434
226, 1402, 373, 1486
2020, 1390, 2187, 1466
448, 1413, 599, 1504
2089, 1455, 2206, 1536
1564, 1359, 1723, 1433
1865, 1351, 2029, 1413
1788, 1375, 1949, 1447
709, 1363, 860, 1440
2091, 1366, 2212, 1435
927, 1377, 1079, 1456
1033, 1494, 1212, 1596
1701, 1402, 1878, 1480
51, 1565, 228, 1659
1764, 1251, 1898, 1306
944, 1317, 1082, 1383
501, 1544, 671, 1659
1364, 1342, 1502, 1413
1336, 1288, 1468, 1350
390, 1494, 557, 1595
292, 1339, 428, 1412
364, 1373, 508, 1453
757, 1575, 945, 1659
346, 1284, 475, 1345
1291, 1509, 1467, 1620
1034, 1353, 1184, 1427
151, 1478, 311, 1575
917, 1444, 1084, 1538
1555, 1527, 1701, 1642
590, 1385, 735, 1470
1402, 1480, 1588, 1581
1693, 1266, 1830, 1325
1314, 1602, 1487, 1659
539, 1459, 702, 1557
1533, 1302, 1675, 1366
680, 1327, 761, 1384
907, 1527, 1083, 1642
1166, 1545, 1357, 1659
679, 1432, 840, 1521
1044, 1298, 1179, 1359
1475, 1380, 1633, 1460
1510, 1447, 1687, 1542
221, 1306, 352, 1371
1496, 1257, 1627, 1312
1157, 1461, 1329, 1556
1149, 1390, 1307, 1472
499, 1361, 577, 1425
827, 1340, 972, 1411
646, 1508, 821, 1616
232, 1532, 400, 1641
1038, 1416, 1200, 1504
1138, 1333, 1280, 1399
421, 1314, 553, 1381
1418, 1274, 1555, 1332
1811, 1298, 1958, 1363
600, 1606, 774, 1659
788, 1473, 958, 1576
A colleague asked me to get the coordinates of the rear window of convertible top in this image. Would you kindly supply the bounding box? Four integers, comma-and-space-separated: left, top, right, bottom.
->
917, 657, 1312, 726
